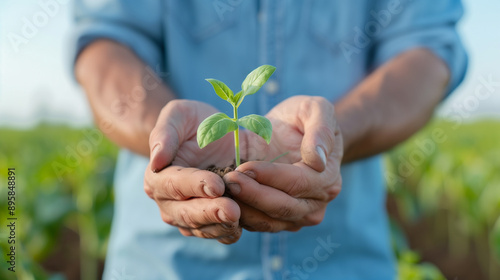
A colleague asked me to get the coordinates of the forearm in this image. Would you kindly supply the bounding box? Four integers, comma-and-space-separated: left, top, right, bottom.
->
335, 48, 450, 163
75, 40, 175, 156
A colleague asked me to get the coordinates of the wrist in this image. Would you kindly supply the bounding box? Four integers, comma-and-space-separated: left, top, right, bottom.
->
334, 98, 374, 163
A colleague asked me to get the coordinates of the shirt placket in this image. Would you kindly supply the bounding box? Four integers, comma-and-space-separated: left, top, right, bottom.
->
258, 0, 284, 115
258, 1, 287, 279
261, 232, 287, 280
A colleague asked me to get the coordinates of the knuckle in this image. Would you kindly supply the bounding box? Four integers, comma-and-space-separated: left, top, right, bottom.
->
166, 99, 192, 115
143, 184, 154, 199
164, 99, 182, 111
164, 177, 187, 200
326, 185, 341, 201
178, 228, 193, 237
304, 212, 324, 226
324, 177, 342, 201
179, 208, 200, 228
312, 96, 329, 106
160, 212, 174, 225
298, 100, 313, 120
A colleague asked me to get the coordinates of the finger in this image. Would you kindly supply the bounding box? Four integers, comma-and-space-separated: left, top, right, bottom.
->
237, 201, 300, 232
149, 100, 210, 172
217, 227, 242, 244
177, 226, 242, 244
149, 101, 187, 172
297, 97, 339, 172
189, 223, 240, 239
144, 164, 225, 200
234, 161, 340, 201
224, 170, 319, 222
158, 197, 240, 229
178, 227, 194, 236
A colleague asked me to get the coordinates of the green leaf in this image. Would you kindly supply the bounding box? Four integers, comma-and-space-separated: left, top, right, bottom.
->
237, 114, 272, 144
206, 79, 234, 102
233, 90, 243, 107
240, 65, 276, 98
197, 113, 238, 148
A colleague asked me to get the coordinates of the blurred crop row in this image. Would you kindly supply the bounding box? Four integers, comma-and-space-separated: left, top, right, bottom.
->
0, 120, 499, 280
386, 119, 500, 280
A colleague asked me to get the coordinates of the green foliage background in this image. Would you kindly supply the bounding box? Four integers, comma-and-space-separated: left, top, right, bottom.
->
0, 120, 499, 279
386, 119, 500, 280
0, 125, 117, 280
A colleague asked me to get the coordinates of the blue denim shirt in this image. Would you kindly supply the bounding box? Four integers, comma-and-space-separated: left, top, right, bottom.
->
74, 1, 467, 279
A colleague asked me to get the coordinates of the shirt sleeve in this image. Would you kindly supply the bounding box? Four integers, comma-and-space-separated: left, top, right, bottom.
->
371, 0, 468, 98
72, 0, 164, 71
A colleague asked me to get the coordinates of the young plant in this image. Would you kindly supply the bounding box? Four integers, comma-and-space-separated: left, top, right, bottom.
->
197, 65, 276, 167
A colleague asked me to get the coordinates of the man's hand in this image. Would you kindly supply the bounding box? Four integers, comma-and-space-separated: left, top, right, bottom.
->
144, 100, 242, 244
145, 96, 343, 240
224, 96, 343, 232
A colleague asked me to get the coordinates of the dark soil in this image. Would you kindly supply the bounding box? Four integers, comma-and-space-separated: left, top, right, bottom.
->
206, 160, 246, 197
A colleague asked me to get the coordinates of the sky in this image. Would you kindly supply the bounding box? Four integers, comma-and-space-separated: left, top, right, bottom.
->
0, 0, 499, 128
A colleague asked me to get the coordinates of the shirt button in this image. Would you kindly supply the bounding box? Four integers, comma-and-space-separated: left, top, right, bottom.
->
265, 80, 279, 95
270, 256, 283, 271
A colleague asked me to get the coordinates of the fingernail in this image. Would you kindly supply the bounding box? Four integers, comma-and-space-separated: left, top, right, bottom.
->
227, 183, 241, 195
221, 223, 235, 229
151, 144, 162, 172
203, 184, 217, 197
151, 143, 161, 160
316, 146, 327, 166
218, 209, 230, 223
218, 235, 237, 244
242, 170, 256, 179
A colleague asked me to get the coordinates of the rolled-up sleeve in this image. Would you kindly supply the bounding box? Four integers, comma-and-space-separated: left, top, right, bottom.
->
73, 0, 164, 70
372, 0, 468, 97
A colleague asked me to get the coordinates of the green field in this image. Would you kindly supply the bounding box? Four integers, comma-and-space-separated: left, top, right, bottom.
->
1, 120, 499, 280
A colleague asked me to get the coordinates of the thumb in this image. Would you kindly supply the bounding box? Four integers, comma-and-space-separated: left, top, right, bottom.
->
149, 100, 190, 172
299, 98, 338, 172
149, 122, 180, 172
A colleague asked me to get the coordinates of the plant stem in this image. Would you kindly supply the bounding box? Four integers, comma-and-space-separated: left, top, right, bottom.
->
233, 106, 240, 167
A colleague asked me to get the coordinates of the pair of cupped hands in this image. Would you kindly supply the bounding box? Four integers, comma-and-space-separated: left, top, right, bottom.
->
144, 96, 343, 244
